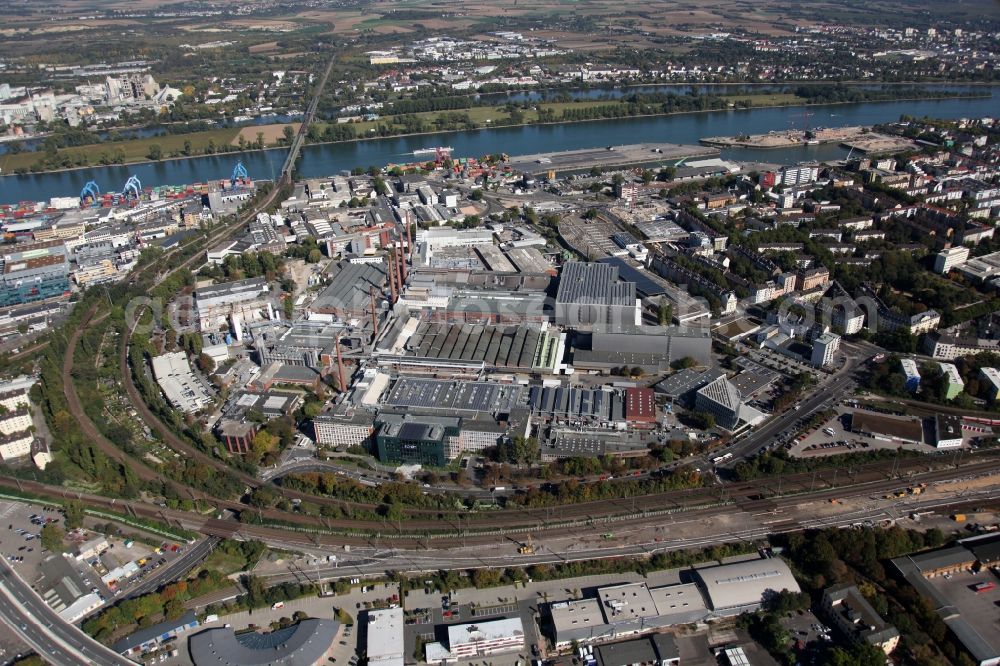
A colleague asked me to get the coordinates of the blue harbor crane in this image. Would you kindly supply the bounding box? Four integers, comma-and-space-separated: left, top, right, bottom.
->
231, 161, 249, 186
79, 180, 101, 205
122, 175, 142, 200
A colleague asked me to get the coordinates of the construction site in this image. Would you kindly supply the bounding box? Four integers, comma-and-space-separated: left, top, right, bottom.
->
507, 143, 720, 177
701, 125, 917, 154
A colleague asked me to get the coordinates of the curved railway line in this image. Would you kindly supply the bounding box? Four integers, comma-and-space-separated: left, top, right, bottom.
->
48, 53, 1000, 554
65, 293, 1000, 535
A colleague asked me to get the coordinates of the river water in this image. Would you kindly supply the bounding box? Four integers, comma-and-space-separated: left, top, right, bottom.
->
1, 89, 996, 206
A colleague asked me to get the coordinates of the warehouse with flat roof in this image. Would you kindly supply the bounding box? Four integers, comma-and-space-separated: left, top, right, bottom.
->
694, 557, 801, 616
402, 321, 561, 373
550, 581, 709, 647
850, 411, 924, 445
555, 262, 639, 328
367, 608, 404, 666
383, 377, 522, 415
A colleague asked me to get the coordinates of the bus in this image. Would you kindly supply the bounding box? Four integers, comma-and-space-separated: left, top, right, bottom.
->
712, 453, 733, 464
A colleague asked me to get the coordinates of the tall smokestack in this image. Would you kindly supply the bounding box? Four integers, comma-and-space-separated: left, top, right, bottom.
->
393, 247, 404, 297
369, 287, 378, 343
335, 335, 346, 393
405, 213, 413, 263
387, 251, 397, 302
397, 240, 407, 286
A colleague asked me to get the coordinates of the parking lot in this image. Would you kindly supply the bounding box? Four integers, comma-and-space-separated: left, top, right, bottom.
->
779, 607, 832, 646
0, 499, 189, 611
740, 346, 821, 382
0, 500, 57, 573
787, 405, 983, 459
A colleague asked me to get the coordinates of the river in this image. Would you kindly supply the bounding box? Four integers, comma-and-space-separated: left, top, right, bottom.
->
1, 90, 996, 206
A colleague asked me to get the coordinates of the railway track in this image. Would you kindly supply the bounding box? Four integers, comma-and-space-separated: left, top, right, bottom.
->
3, 455, 999, 549
59, 274, 1000, 537
48, 51, 1000, 550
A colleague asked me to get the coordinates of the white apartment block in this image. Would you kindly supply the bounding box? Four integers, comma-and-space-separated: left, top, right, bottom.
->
0, 431, 33, 461
0, 389, 31, 413
934, 246, 970, 274
780, 166, 819, 187
0, 408, 33, 436
811, 332, 841, 368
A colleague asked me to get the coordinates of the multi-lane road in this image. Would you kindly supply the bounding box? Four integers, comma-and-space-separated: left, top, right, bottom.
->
121, 536, 219, 600
0, 560, 133, 666
720, 340, 871, 468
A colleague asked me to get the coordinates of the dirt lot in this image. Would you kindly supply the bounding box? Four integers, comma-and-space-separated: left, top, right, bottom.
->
840, 132, 920, 154
248, 41, 280, 54
232, 123, 300, 148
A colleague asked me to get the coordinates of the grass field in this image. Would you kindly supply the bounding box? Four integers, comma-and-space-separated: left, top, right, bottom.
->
0, 127, 240, 173
326, 92, 804, 137
201, 548, 250, 576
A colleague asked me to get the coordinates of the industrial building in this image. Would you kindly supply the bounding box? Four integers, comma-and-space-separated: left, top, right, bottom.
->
36, 554, 103, 624
850, 411, 924, 445
425, 617, 525, 660
412, 288, 551, 326
624, 388, 657, 426
693, 557, 801, 616
594, 635, 679, 666
215, 420, 257, 455
311, 262, 388, 319
956, 250, 1000, 283
549, 581, 708, 648
527, 385, 624, 427
596, 258, 665, 297
114, 611, 199, 657
550, 557, 796, 648
654, 368, 726, 401
367, 608, 404, 666
374, 413, 462, 466
395, 321, 562, 374
193, 276, 271, 332
313, 406, 375, 449
540, 429, 650, 461
570, 325, 712, 374
893, 538, 1000, 666
383, 377, 522, 416
150, 352, 213, 414
934, 414, 964, 449
0, 240, 70, 307
189, 619, 340, 666
555, 262, 639, 328
253, 319, 367, 371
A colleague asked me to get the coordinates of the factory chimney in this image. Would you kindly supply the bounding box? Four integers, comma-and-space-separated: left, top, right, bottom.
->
335, 335, 347, 393
387, 251, 397, 302
369, 287, 379, 344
